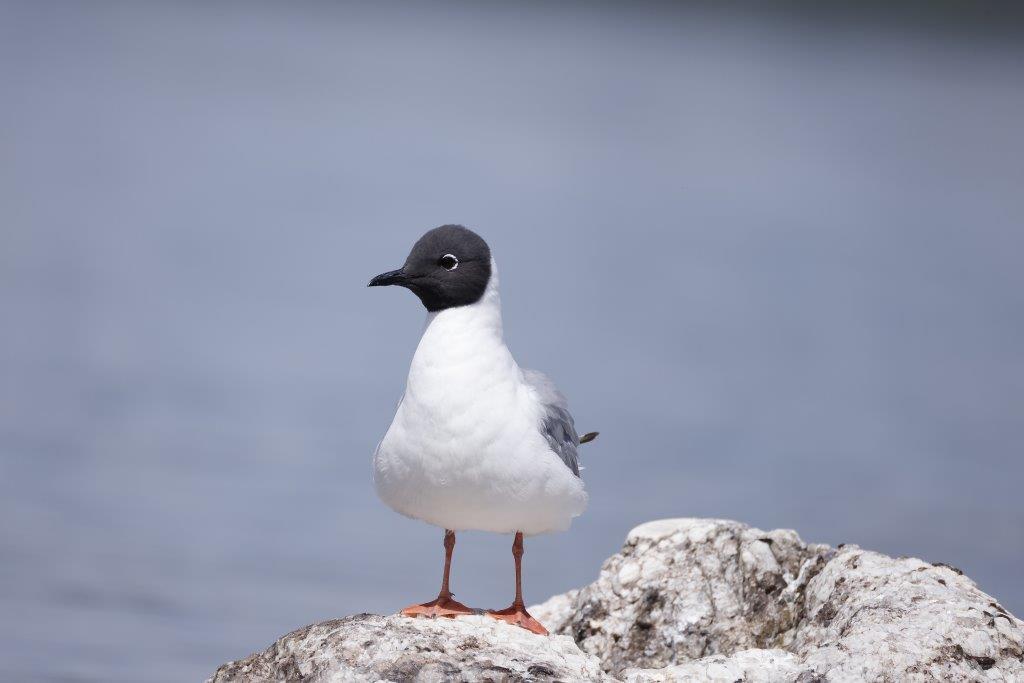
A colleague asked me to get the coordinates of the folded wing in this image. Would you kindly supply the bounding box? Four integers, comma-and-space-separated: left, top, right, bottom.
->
523, 369, 582, 477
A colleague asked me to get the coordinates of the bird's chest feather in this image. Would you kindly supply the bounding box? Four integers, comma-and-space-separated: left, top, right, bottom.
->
379, 309, 538, 469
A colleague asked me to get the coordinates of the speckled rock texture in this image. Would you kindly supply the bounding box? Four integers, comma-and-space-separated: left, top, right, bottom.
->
620, 648, 802, 682
209, 519, 1024, 682
559, 518, 831, 673
550, 518, 1024, 682
206, 613, 613, 683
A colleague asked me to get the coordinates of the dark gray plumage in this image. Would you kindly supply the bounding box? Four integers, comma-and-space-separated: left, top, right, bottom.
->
523, 369, 596, 478
540, 403, 582, 477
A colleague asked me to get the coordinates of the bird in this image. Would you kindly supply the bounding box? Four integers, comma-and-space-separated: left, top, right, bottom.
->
368, 224, 597, 635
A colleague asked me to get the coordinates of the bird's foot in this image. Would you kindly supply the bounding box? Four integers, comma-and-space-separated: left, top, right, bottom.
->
486, 603, 549, 635
400, 592, 474, 619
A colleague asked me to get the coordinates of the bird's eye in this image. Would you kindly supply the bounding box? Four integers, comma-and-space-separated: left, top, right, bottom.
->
439, 254, 459, 271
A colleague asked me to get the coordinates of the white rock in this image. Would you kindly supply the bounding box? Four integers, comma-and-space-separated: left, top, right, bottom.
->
209, 519, 1024, 683
617, 561, 641, 587
207, 613, 613, 683
792, 546, 1024, 681
559, 518, 826, 675
528, 589, 579, 635
627, 518, 704, 544
552, 519, 1024, 682
622, 649, 802, 683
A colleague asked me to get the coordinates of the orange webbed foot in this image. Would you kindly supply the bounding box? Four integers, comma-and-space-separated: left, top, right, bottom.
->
486, 603, 549, 635
400, 593, 474, 619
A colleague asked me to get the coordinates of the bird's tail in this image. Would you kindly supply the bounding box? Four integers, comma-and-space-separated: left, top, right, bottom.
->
579, 431, 599, 444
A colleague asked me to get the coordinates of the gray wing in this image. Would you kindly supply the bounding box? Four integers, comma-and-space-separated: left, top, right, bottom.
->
523, 369, 582, 477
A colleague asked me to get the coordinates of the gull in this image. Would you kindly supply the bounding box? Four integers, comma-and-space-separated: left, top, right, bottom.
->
368, 225, 597, 635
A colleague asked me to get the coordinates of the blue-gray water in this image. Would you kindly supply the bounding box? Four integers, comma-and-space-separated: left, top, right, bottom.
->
2, 2, 1022, 681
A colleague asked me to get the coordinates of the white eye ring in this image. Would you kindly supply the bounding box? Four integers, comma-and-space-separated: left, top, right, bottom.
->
440, 254, 459, 270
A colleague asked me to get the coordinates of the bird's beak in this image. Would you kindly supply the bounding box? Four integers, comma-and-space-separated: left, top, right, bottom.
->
368, 268, 409, 287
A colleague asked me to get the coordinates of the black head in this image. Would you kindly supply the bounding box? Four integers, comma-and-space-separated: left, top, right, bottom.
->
368, 225, 492, 312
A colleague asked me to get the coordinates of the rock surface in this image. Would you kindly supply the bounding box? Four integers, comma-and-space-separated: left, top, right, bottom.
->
207, 613, 612, 683
559, 518, 831, 674
551, 518, 1024, 682
209, 518, 1024, 682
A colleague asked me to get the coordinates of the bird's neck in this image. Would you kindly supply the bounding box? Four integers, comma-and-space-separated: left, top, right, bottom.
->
412, 261, 510, 370
423, 260, 503, 340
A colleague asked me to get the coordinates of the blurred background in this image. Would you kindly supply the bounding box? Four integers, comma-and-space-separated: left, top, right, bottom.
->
2, 1, 1023, 681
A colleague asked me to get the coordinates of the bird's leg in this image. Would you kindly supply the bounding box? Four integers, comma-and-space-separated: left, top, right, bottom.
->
400, 529, 474, 619
486, 532, 549, 635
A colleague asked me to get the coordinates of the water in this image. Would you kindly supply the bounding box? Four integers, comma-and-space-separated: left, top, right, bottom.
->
1, 2, 1022, 681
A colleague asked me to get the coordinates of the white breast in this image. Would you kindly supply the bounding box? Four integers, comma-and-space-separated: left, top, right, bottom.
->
373, 263, 587, 535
